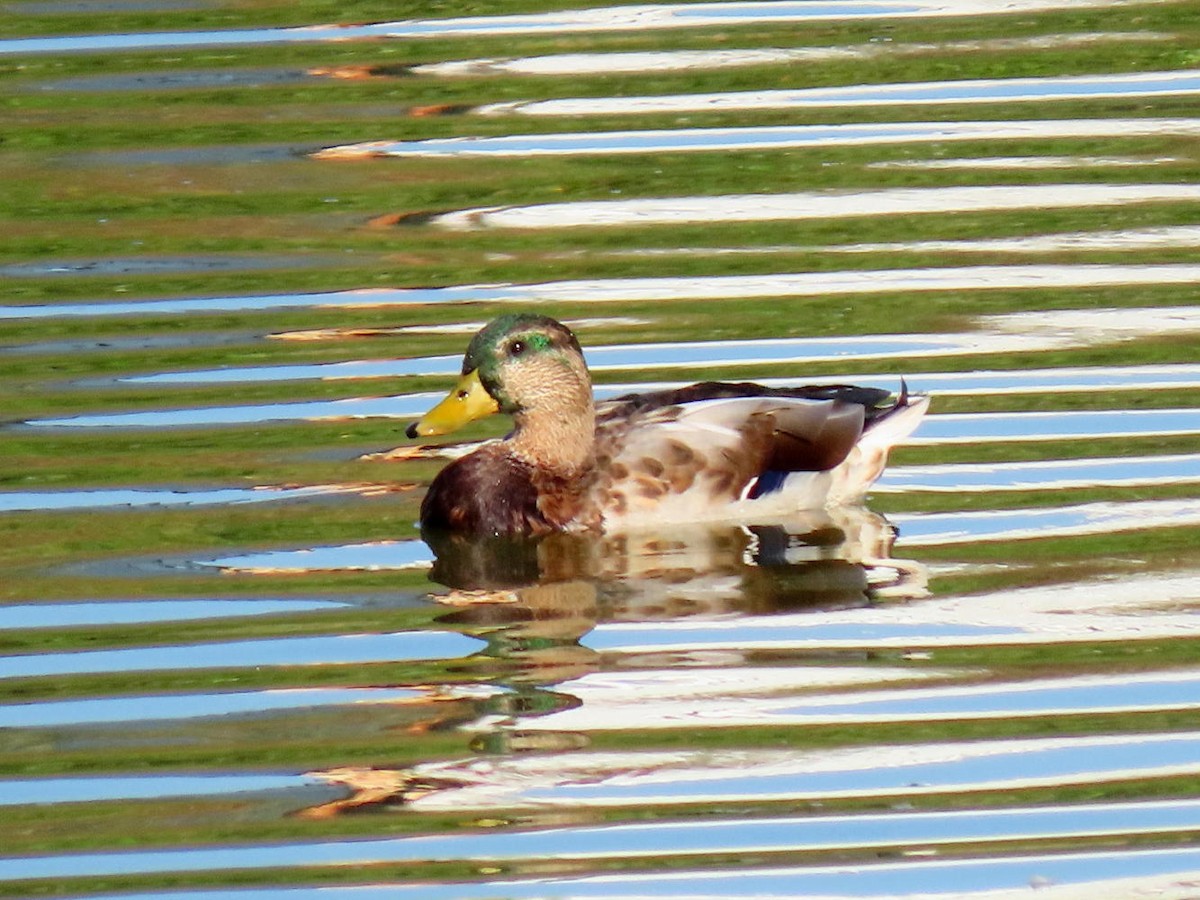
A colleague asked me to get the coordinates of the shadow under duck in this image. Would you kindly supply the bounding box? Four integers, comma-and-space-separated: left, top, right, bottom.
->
407, 314, 928, 535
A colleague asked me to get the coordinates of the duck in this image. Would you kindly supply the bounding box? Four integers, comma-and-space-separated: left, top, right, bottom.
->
406, 314, 928, 535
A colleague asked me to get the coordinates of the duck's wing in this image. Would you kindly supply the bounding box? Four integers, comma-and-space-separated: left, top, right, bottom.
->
593, 382, 898, 518
601, 381, 893, 420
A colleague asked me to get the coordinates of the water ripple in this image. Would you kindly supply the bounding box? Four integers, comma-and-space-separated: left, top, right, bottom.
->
7, 265, 1200, 319
0, 484, 390, 513
877, 452, 1200, 492
0, 1, 1109, 56
194, 499, 1200, 576
0, 773, 323, 807
0, 686, 447, 728
481, 69, 1200, 116
431, 183, 1200, 230
0, 631, 481, 679
6, 2, 1200, 895
317, 118, 1200, 159
7, 826, 1200, 895
0, 598, 348, 629
30, 849, 1200, 897
405, 733, 1200, 809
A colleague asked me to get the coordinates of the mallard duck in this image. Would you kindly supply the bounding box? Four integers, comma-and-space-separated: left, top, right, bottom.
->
406, 314, 928, 535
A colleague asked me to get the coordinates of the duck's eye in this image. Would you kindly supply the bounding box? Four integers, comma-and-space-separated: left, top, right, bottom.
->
455, 389, 470, 401
509, 340, 526, 357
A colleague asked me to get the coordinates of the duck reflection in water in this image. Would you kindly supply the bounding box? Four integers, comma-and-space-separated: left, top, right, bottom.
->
300, 511, 924, 818
425, 506, 923, 613
428, 508, 925, 683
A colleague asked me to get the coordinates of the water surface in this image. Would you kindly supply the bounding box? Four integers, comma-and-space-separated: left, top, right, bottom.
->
3, 1, 1199, 897
0, 0, 1101, 55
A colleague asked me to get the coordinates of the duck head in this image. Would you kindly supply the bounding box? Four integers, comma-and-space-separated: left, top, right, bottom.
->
406, 314, 593, 443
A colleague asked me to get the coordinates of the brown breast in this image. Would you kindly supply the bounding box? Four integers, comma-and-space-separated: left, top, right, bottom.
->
420, 444, 594, 535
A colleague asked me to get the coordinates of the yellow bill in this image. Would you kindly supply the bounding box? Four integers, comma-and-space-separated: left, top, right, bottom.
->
407, 368, 500, 438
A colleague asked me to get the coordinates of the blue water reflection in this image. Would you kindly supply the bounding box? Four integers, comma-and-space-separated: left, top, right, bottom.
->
505, 70, 1200, 114
25, 393, 439, 428
878, 452, 1200, 492
205, 540, 433, 573
0, 485, 377, 513
0, 773, 320, 806
774, 671, 1200, 721
0, 598, 347, 629
0, 27, 346, 55
0, 631, 479, 679
894, 497, 1200, 545
584, 620, 1012, 651
106, 845, 1199, 897
7, 265, 1200, 320
5, 801, 1200, 885
0, 286, 499, 319
513, 734, 1200, 805
912, 408, 1200, 443
0, 687, 427, 728
318, 119, 1200, 158
676, 3, 924, 18
0, 3, 953, 56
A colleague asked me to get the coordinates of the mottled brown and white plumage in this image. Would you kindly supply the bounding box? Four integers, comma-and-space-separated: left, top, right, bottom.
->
407, 314, 928, 536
